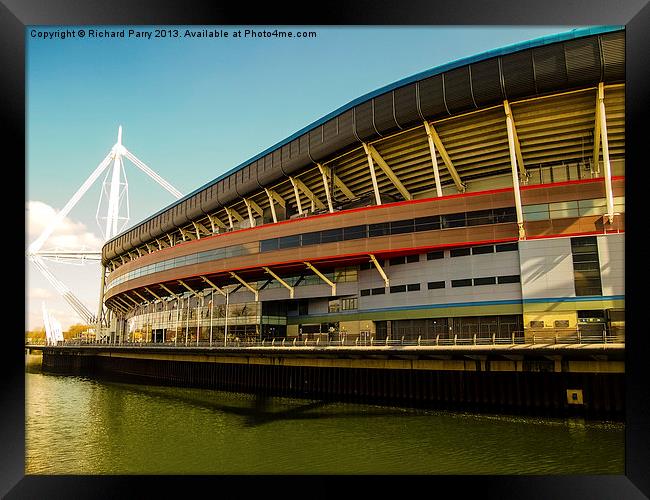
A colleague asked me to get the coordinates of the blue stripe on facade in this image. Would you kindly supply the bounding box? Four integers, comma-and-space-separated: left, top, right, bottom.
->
522, 295, 625, 304
298, 294, 625, 319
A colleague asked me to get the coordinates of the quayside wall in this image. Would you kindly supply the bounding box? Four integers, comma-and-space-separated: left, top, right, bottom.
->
36, 346, 624, 419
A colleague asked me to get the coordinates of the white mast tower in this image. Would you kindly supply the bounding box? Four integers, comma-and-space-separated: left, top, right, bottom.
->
27, 126, 183, 339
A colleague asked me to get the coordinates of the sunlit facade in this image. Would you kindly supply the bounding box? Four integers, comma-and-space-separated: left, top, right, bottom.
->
100, 27, 625, 345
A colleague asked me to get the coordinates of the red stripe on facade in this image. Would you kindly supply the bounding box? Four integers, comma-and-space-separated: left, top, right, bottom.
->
107, 228, 625, 300
117, 176, 624, 259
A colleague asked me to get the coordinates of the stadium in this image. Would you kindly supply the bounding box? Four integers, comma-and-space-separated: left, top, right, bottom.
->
99, 26, 625, 347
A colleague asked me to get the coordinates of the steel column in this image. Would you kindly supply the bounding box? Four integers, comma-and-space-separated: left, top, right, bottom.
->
423, 121, 443, 197
504, 100, 526, 240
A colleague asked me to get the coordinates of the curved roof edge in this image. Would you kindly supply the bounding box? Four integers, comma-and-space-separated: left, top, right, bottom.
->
109, 24, 623, 246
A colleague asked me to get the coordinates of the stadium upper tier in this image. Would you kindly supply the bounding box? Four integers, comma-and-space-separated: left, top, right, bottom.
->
101, 26, 624, 268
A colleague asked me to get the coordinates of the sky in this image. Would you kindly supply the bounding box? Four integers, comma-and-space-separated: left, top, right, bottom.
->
26, 24, 581, 331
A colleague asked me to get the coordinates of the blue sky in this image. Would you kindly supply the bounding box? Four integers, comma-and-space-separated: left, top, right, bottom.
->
26, 25, 580, 329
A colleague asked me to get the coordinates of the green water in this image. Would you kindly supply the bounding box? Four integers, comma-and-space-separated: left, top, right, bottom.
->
25, 354, 624, 475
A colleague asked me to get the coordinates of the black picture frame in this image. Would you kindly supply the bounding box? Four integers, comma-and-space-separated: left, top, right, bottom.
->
5, 0, 648, 497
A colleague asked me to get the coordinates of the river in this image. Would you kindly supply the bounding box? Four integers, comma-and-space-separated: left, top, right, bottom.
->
25, 354, 623, 475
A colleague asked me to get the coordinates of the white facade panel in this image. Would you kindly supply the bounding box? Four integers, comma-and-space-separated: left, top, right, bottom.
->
597, 233, 625, 296
519, 238, 575, 299
357, 249, 522, 310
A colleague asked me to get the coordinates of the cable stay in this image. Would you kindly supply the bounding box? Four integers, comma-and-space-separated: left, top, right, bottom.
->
27, 126, 184, 325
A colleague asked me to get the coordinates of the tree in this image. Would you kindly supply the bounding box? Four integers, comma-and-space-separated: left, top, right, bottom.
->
25, 327, 45, 343
65, 324, 92, 340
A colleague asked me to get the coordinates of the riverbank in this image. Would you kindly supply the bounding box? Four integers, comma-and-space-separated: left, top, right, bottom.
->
25, 356, 624, 475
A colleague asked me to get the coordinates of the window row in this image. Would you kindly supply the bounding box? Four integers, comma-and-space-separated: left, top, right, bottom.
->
451, 275, 520, 287
570, 236, 602, 296
328, 297, 359, 313
373, 315, 524, 340
107, 241, 255, 291
359, 242, 518, 269
108, 219, 520, 292
259, 207, 517, 252
360, 275, 520, 295
256, 267, 358, 290
522, 197, 625, 222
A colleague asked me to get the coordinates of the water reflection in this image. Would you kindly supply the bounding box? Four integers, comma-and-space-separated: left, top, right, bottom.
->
100, 381, 411, 428
25, 357, 624, 475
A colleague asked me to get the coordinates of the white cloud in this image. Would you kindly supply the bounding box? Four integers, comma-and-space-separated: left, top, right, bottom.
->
26, 201, 103, 331
28, 287, 54, 300
26, 200, 103, 251
26, 304, 81, 332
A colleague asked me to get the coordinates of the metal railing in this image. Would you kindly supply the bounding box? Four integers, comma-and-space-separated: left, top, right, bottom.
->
35, 329, 625, 349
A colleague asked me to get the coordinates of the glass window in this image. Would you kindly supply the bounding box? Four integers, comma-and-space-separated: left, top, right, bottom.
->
278, 234, 301, 249
302, 275, 321, 286
342, 297, 358, 310
390, 285, 406, 293
466, 209, 493, 226
522, 204, 550, 221
333, 267, 358, 283
450, 248, 471, 257
360, 289, 370, 297
472, 245, 494, 255
343, 225, 367, 240
451, 279, 472, 288
573, 262, 600, 272
577, 309, 606, 320
613, 196, 625, 213
578, 203, 605, 216
427, 250, 444, 260
407, 283, 420, 291
570, 236, 602, 295
494, 207, 517, 223
441, 212, 465, 229
369, 222, 390, 237
371, 288, 386, 295
571, 236, 598, 249
572, 253, 600, 263
390, 219, 414, 235
321, 228, 343, 243
328, 299, 340, 313
260, 238, 278, 252
185, 254, 198, 265
577, 198, 609, 217
301, 231, 321, 246
389, 256, 406, 267
497, 275, 520, 284
549, 201, 579, 219
198, 250, 217, 263
474, 277, 497, 286
496, 242, 518, 252
406, 254, 419, 263
414, 215, 441, 232
549, 201, 578, 211
427, 281, 445, 289
225, 246, 241, 258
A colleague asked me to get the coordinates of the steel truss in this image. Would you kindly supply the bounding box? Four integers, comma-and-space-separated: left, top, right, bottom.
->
27, 127, 183, 326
